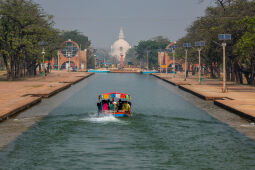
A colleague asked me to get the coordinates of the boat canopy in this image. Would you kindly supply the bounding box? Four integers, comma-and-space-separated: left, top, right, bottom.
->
99, 92, 131, 100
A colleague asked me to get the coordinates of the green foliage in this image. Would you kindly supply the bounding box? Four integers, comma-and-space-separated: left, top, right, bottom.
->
177, 0, 255, 84
125, 48, 137, 64
235, 17, 255, 84
0, 0, 61, 80
235, 17, 255, 61
134, 36, 170, 69
60, 30, 91, 50
87, 55, 95, 69
96, 48, 110, 62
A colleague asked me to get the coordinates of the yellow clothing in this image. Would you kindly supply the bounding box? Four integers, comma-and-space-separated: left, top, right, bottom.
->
127, 104, 130, 112
122, 103, 128, 111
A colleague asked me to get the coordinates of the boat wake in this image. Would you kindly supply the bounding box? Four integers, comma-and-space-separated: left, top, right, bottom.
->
81, 113, 122, 124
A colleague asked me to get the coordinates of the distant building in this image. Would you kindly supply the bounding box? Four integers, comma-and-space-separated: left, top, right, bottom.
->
158, 51, 183, 71
110, 27, 131, 62
58, 39, 87, 70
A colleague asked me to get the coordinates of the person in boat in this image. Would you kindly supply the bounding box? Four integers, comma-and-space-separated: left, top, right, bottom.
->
102, 101, 109, 111
127, 102, 131, 113
108, 101, 114, 111
107, 99, 111, 106
113, 102, 117, 111
122, 101, 128, 111
117, 99, 123, 111
97, 102, 102, 113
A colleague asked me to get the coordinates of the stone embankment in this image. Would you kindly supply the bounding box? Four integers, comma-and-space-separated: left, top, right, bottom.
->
153, 73, 255, 120
0, 71, 93, 121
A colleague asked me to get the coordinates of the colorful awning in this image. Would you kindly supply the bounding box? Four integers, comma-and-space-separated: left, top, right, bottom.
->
99, 92, 131, 100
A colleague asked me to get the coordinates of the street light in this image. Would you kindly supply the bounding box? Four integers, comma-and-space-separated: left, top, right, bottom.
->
57, 50, 60, 70
42, 47, 45, 76
67, 52, 71, 72
158, 49, 162, 73
195, 41, 205, 84
146, 50, 150, 70
218, 34, 231, 93
93, 49, 97, 69
38, 41, 46, 77
165, 49, 172, 75
164, 49, 169, 75
171, 44, 178, 77
183, 43, 192, 81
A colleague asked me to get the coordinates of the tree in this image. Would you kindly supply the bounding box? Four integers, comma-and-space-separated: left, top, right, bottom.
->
0, 0, 61, 80
177, 0, 255, 84
134, 37, 170, 69
125, 48, 137, 65
60, 30, 91, 50
235, 17, 255, 85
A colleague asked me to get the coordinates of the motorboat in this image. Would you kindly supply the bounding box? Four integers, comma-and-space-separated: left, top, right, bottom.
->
97, 92, 132, 118
88, 69, 110, 73
140, 70, 158, 74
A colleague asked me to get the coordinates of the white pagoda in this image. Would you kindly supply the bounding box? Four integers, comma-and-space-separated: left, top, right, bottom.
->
110, 27, 131, 63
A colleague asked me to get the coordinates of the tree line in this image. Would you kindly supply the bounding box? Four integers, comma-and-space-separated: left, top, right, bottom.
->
177, 0, 255, 85
129, 0, 255, 85
126, 36, 170, 69
0, 0, 91, 80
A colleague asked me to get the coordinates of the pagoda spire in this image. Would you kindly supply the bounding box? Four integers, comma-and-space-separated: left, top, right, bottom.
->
119, 26, 124, 39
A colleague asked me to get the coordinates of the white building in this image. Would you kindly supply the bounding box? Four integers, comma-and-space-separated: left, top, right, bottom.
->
110, 27, 131, 61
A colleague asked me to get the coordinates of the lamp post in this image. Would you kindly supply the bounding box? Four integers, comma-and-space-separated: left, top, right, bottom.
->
165, 48, 173, 76
171, 44, 178, 77
57, 51, 60, 70
94, 55, 96, 69
68, 52, 71, 72
158, 49, 162, 74
195, 41, 205, 84
198, 48, 201, 83
218, 34, 231, 93
38, 41, 46, 77
160, 50, 162, 74
184, 49, 188, 80
164, 50, 168, 75
146, 50, 150, 70
183, 43, 191, 81
172, 49, 175, 77
93, 49, 97, 69
222, 42, 226, 92
42, 47, 45, 76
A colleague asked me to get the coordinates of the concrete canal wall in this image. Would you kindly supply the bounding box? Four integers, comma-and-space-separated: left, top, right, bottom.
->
0, 71, 94, 122
152, 73, 255, 121
2, 71, 253, 122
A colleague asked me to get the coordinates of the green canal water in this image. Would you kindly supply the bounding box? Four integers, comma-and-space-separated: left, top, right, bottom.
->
1, 74, 255, 169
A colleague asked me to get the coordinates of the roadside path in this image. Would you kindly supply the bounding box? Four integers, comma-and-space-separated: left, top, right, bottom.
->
153, 73, 255, 120
0, 71, 93, 121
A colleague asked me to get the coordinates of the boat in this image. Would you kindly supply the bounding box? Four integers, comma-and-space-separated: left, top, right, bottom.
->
141, 70, 158, 74
97, 92, 132, 118
88, 69, 110, 73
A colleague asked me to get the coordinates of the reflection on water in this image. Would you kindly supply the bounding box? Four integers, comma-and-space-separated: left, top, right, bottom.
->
0, 74, 255, 170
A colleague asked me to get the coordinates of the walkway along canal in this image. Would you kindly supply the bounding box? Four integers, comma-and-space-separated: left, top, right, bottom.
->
0, 73, 255, 169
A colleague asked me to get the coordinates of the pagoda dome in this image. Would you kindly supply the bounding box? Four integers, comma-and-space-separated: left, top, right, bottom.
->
111, 27, 131, 61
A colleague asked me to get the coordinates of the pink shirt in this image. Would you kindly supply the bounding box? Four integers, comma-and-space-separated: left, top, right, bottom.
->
102, 103, 108, 111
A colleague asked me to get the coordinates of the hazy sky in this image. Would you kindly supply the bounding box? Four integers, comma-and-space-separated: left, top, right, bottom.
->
34, 0, 214, 49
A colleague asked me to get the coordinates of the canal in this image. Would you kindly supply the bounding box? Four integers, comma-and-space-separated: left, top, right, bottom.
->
1, 74, 255, 169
